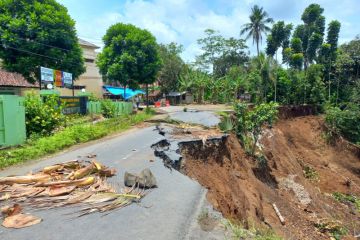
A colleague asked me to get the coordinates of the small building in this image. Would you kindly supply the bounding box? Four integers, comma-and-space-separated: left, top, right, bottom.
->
0, 69, 38, 95
58, 39, 103, 98
167, 91, 193, 105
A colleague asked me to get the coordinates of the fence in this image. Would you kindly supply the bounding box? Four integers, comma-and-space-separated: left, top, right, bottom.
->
87, 101, 133, 116
0, 95, 26, 147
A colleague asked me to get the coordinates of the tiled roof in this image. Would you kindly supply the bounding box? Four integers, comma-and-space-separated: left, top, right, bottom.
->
78, 38, 100, 49
0, 69, 39, 88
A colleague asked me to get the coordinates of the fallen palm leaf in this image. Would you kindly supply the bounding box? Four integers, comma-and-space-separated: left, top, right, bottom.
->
92, 160, 103, 171
0, 193, 11, 201
66, 191, 93, 204
35, 176, 95, 187
0, 174, 51, 185
2, 213, 42, 229
0, 159, 150, 229
1, 204, 22, 217
84, 192, 119, 204
48, 186, 76, 197
73, 164, 95, 179
43, 165, 62, 174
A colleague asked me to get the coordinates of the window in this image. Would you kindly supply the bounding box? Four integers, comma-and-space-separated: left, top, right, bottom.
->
85, 58, 94, 63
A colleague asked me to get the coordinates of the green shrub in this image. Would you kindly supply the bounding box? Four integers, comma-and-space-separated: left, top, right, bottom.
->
303, 165, 319, 181
315, 220, 348, 240
218, 114, 234, 133
100, 99, 117, 118
24, 92, 66, 136
88, 93, 100, 102
333, 192, 360, 212
325, 104, 360, 144
234, 102, 279, 156
223, 219, 282, 240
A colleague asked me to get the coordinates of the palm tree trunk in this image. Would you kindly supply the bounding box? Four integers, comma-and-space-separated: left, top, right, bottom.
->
146, 83, 149, 107
256, 40, 259, 56
274, 79, 277, 102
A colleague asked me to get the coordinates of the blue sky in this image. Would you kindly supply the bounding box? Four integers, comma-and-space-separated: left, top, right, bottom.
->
57, 0, 360, 62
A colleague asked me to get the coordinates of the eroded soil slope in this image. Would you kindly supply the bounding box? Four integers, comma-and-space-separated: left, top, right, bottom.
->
180, 116, 360, 240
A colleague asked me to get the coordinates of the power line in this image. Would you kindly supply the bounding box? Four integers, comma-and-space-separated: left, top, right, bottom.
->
2, 35, 73, 53
3, 34, 103, 53
4, 45, 63, 61
2, 44, 84, 68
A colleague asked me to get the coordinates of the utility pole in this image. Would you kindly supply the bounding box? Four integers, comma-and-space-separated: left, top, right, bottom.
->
328, 59, 331, 102
39, 67, 42, 90
72, 77, 74, 96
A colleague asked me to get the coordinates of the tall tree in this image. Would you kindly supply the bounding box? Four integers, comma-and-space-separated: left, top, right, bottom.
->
196, 29, 248, 75
97, 23, 161, 105
326, 20, 341, 61
196, 29, 224, 72
266, 21, 293, 58
319, 20, 341, 101
241, 5, 273, 56
157, 42, 184, 93
290, 4, 326, 69
213, 37, 248, 77
0, 0, 85, 83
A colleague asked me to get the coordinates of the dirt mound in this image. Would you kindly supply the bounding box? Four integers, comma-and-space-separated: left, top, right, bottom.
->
180, 116, 360, 239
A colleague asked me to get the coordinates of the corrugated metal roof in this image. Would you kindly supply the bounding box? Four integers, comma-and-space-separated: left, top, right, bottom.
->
0, 69, 38, 88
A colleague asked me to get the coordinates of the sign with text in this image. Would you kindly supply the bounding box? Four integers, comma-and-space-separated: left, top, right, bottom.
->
60, 96, 87, 115
40, 67, 54, 83
62, 72, 73, 88
54, 70, 63, 87
40, 67, 73, 89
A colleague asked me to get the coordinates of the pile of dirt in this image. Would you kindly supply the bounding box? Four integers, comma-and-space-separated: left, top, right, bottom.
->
180, 115, 360, 239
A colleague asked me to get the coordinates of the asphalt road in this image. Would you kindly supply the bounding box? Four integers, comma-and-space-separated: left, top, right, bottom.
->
0, 127, 209, 240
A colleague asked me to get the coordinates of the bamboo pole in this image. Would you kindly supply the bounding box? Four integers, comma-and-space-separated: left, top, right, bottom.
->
272, 203, 285, 225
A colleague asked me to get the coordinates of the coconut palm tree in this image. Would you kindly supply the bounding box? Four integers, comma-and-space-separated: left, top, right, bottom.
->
241, 5, 273, 56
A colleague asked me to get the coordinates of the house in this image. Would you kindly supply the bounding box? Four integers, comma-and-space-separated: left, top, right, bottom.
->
0, 69, 38, 95
58, 39, 103, 98
167, 91, 193, 105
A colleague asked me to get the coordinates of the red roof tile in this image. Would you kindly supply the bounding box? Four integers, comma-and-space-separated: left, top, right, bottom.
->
0, 70, 39, 88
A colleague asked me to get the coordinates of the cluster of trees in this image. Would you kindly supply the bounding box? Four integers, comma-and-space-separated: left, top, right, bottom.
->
158, 4, 358, 107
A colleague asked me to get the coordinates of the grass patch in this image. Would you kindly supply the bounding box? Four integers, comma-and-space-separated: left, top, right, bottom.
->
0, 111, 154, 169
333, 192, 360, 213
314, 220, 348, 240
303, 165, 319, 181
223, 220, 282, 240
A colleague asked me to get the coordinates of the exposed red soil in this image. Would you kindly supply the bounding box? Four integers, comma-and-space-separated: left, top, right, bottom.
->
180, 115, 360, 240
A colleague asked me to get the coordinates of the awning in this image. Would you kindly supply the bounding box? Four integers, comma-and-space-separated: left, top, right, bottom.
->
167, 91, 186, 97
103, 86, 145, 100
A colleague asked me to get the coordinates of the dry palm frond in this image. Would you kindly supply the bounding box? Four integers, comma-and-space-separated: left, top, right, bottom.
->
2, 213, 42, 228
0, 159, 150, 229
0, 174, 51, 185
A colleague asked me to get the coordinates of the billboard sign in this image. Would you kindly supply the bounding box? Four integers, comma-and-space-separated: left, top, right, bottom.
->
54, 70, 63, 87
41, 67, 73, 89
62, 72, 73, 88
40, 67, 54, 83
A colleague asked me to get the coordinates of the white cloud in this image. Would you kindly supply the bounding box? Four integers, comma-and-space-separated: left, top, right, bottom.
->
70, 0, 360, 61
